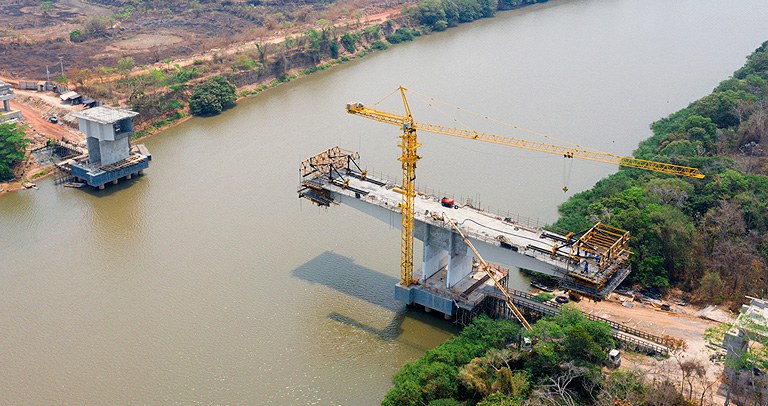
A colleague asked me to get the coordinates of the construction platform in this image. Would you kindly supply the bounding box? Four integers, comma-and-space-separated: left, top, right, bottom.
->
394, 262, 509, 317
56, 144, 151, 189
299, 147, 631, 317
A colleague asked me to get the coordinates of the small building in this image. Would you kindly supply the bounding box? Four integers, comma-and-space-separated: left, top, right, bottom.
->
18, 81, 46, 91
0, 81, 22, 121
81, 96, 99, 108
723, 297, 768, 400
59, 91, 82, 105
64, 106, 151, 190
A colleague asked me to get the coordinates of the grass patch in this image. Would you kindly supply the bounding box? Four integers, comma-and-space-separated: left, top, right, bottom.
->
31, 167, 53, 179
533, 292, 555, 303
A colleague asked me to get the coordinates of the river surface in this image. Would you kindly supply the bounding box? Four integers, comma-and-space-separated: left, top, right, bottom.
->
2, 0, 768, 403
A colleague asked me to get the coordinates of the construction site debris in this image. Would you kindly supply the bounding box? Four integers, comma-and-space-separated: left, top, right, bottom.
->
696, 305, 735, 324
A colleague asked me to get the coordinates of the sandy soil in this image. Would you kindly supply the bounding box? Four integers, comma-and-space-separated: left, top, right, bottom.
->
572, 294, 732, 404
110, 33, 185, 51
88, 8, 402, 84
12, 90, 84, 145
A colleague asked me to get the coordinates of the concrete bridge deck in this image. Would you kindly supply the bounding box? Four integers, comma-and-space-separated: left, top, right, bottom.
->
301, 169, 629, 298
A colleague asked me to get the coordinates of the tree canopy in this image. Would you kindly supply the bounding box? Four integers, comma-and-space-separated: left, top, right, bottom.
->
189, 76, 237, 116
411, 0, 547, 31
0, 122, 28, 180
382, 310, 653, 405
552, 40, 768, 302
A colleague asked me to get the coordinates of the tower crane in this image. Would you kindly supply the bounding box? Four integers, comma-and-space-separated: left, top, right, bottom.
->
346, 86, 705, 290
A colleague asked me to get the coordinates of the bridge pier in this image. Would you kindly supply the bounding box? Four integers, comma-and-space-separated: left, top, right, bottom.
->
418, 222, 474, 289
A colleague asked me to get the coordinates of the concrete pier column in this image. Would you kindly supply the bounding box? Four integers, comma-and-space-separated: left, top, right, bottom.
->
98, 184, 105, 190
112, 179, 118, 185
447, 231, 473, 288
419, 223, 450, 281
423, 243, 448, 281
126, 173, 132, 180
138, 169, 143, 175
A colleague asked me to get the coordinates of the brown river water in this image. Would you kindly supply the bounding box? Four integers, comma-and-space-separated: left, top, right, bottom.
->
2, 0, 768, 403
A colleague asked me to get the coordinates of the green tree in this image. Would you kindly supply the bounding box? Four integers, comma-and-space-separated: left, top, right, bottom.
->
340, 32, 358, 53
383, 316, 519, 405
417, 0, 448, 31
69, 29, 84, 43
0, 122, 28, 180
525, 308, 614, 374
189, 76, 237, 116
117, 56, 135, 74
696, 271, 724, 304
386, 28, 419, 44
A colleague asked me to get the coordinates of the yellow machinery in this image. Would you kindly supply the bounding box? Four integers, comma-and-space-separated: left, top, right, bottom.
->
346, 86, 705, 289
443, 214, 532, 330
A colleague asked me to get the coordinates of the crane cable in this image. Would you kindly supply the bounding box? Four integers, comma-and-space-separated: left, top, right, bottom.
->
562, 155, 574, 192
371, 87, 402, 108
408, 88, 583, 149
369, 87, 545, 159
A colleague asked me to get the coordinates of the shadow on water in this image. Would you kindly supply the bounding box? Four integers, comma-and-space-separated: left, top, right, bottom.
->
292, 251, 459, 340
292, 250, 402, 312
75, 174, 148, 198
329, 311, 407, 341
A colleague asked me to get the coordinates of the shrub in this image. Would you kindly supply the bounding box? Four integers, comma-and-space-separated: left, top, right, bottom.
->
0, 123, 29, 180
69, 29, 85, 43
386, 28, 419, 44
189, 76, 237, 116
370, 40, 389, 50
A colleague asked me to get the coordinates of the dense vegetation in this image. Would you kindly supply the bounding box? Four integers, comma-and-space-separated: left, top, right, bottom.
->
189, 76, 237, 116
0, 0, 553, 140
552, 41, 768, 306
408, 0, 547, 32
382, 310, 705, 405
0, 122, 28, 180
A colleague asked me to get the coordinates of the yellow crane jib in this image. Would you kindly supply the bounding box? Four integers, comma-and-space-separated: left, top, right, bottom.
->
345, 102, 705, 179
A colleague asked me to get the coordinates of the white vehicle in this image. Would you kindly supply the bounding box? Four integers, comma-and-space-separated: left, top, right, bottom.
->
607, 349, 621, 368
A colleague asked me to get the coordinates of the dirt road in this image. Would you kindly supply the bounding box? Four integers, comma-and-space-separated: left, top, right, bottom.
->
11, 91, 83, 145
573, 295, 730, 404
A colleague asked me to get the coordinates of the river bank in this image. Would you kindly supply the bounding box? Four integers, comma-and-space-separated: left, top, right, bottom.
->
2, 0, 549, 195
3, 1, 768, 403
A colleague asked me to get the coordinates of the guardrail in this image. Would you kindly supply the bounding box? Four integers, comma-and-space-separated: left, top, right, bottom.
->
486, 290, 670, 356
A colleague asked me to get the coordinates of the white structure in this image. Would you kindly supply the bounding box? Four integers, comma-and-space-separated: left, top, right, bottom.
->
0, 81, 22, 121
73, 106, 138, 166
723, 297, 768, 401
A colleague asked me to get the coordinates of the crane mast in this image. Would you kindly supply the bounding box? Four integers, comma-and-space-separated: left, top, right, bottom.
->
395, 87, 420, 287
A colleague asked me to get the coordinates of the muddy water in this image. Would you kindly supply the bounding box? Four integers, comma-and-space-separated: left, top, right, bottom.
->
2, 0, 768, 403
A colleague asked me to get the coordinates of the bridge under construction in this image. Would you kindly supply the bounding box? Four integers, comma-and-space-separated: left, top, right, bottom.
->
299, 147, 633, 318
297, 88, 704, 354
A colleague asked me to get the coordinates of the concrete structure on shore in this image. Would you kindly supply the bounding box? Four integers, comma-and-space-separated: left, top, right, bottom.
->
59, 106, 150, 190
0, 81, 22, 122
723, 297, 768, 400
